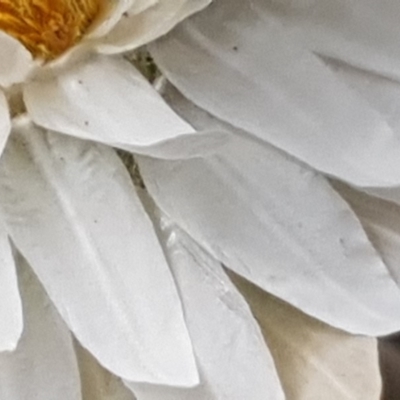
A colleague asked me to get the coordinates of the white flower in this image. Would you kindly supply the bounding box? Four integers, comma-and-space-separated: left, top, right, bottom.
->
0, 0, 399, 399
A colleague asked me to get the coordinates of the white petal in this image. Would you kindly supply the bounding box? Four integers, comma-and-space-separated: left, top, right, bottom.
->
0, 118, 198, 386
232, 275, 382, 400
76, 344, 137, 400
137, 91, 400, 336
127, 0, 158, 15
334, 182, 400, 288
97, 0, 211, 54
0, 253, 81, 400
128, 206, 284, 400
0, 32, 36, 87
252, 0, 400, 81
24, 55, 225, 159
88, 0, 134, 39
0, 90, 11, 156
149, 0, 400, 187
0, 222, 22, 351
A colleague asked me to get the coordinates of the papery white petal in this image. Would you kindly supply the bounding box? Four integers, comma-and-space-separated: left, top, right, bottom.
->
0, 90, 10, 165
0, 222, 22, 351
138, 90, 400, 335
76, 345, 137, 400
232, 275, 382, 400
98, 0, 211, 54
149, 0, 400, 187
24, 55, 225, 159
334, 182, 400, 288
0, 254, 81, 400
251, 0, 400, 81
0, 119, 198, 386
128, 205, 284, 400
0, 32, 36, 87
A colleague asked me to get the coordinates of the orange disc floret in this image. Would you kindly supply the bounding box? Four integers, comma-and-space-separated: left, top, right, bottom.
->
0, 0, 104, 60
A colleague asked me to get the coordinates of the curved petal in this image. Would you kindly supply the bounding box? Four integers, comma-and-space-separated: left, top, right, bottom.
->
232, 275, 382, 400
24, 55, 226, 159
76, 344, 137, 400
0, 32, 36, 87
149, 0, 400, 187
0, 222, 22, 351
97, 0, 211, 54
0, 253, 81, 400
128, 205, 284, 400
0, 118, 198, 386
138, 90, 400, 336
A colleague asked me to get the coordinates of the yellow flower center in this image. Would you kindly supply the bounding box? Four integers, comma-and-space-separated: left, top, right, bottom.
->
0, 0, 105, 60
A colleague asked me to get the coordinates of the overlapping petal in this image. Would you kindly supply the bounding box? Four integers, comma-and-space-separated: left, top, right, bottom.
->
149, 0, 400, 187
98, 0, 212, 53
76, 345, 137, 400
128, 204, 284, 400
0, 90, 11, 157
0, 254, 81, 400
88, 0, 134, 39
334, 182, 400, 288
24, 55, 226, 159
250, 0, 400, 81
232, 274, 382, 400
0, 32, 35, 88
0, 222, 22, 351
138, 88, 400, 335
0, 118, 197, 386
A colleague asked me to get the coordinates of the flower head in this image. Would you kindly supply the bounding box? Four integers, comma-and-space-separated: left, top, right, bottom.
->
0, 0, 400, 399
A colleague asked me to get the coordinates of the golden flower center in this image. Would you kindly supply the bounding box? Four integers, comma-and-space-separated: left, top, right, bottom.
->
0, 0, 104, 60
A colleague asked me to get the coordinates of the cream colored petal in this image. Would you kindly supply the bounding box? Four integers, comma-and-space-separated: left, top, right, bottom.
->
97, 0, 211, 54
76, 344, 137, 400
231, 274, 382, 400
0, 32, 36, 87
139, 87, 400, 336
150, 0, 400, 187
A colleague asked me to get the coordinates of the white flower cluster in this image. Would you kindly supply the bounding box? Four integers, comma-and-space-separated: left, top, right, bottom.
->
0, 0, 399, 399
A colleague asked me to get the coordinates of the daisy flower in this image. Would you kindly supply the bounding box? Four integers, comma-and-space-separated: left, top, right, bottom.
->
1, 0, 400, 399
